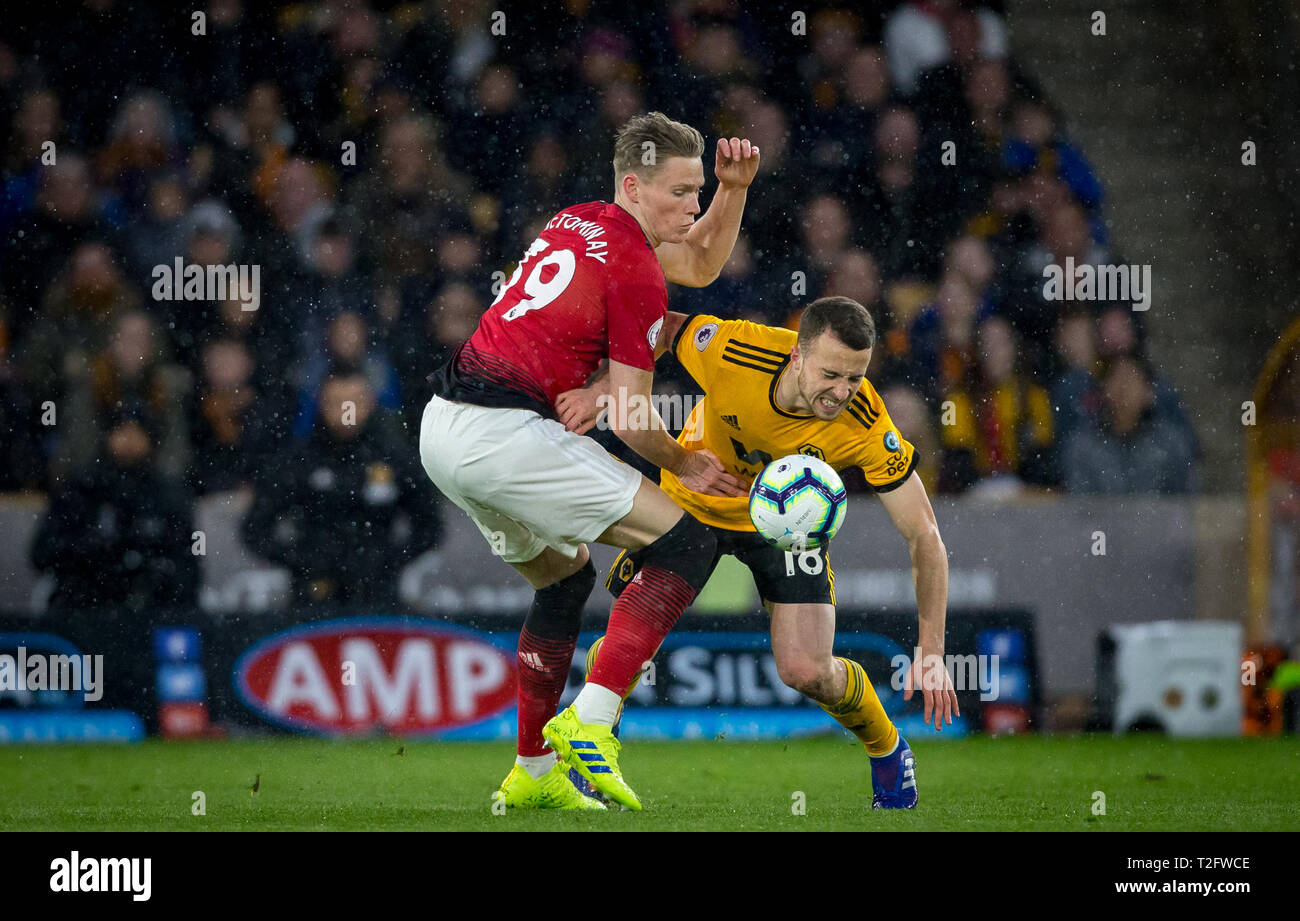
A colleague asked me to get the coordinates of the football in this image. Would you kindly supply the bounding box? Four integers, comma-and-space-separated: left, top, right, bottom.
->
748, 454, 848, 551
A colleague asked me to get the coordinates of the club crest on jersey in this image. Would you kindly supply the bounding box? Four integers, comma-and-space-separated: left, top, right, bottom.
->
884, 430, 902, 453
694, 323, 719, 351
647, 317, 663, 349
798, 443, 825, 461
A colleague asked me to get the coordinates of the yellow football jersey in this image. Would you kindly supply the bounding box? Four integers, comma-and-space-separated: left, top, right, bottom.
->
661, 314, 918, 530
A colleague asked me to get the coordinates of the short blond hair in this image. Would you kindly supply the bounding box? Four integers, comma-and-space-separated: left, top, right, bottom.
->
613, 111, 705, 181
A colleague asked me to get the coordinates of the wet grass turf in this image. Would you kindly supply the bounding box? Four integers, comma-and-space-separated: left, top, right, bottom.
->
1, 735, 1297, 831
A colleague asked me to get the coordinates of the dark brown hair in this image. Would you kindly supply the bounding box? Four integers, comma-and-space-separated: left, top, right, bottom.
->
797, 296, 876, 351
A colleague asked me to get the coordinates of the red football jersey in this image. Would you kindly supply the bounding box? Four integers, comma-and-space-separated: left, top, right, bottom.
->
431, 201, 668, 417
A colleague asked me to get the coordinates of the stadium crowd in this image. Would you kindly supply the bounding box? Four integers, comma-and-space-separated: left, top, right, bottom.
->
0, 1, 1201, 608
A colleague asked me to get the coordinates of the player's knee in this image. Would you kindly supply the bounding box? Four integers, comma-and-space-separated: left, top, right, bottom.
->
638, 513, 717, 595
777, 654, 837, 702
524, 558, 596, 636
542, 557, 596, 602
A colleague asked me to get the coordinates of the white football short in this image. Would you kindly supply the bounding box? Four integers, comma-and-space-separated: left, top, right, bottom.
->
419, 394, 643, 562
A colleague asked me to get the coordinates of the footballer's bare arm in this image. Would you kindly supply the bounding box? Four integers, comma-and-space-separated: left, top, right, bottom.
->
656, 138, 759, 287
605, 359, 745, 498
556, 312, 690, 433
876, 470, 959, 730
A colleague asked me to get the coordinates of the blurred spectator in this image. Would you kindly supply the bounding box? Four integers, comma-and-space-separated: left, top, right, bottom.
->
435, 230, 484, 282
732, 99, 801, 282
1004, 98, 1103, 222
1051, 308, 1102, 442
884, 1, 1009, 97
572, 79, 647, 202
858, 105, 956, 280
392, 280, 484, 434
317, 44, 391, 168
1095, 303, 1198, 447
1007, 200, 1114, 375
445, 63, 528, 196
121, 173, 190, 285
240, 81, 296, 199
939, 315, 1055, 492
346, 114, 473, 288
294, 310, 400, 437
241, 372, 441, 605
434, 2, 498, 101
1, 87, 63, 233
917, 58, 1010, 226
944, 234, 1001, 313
199, 289, 296, 417
963, 58, 1013, 160
96, 90, 182, 217
498, 131, 584, 252
18, 242, 143, 406
1095, 301, 1147, 362
56, 309, 190, 482
794, 9, 864, 117
675, 232, 763, 323
908, 273, 987, 400
187, 338, 268, 494
880, 382, 941, 495
805, 46, 891, 192
1063, 356, 1200, 494
263, 157, 335, 275
163, 199, 243, 367
669, 19, 758, 127
31, 410, 198, 612
193, 80, 296, 229
3, 154, 118, 329
825, 248, 883, 315
791, 193, 854, 308
289, 215, 373, 361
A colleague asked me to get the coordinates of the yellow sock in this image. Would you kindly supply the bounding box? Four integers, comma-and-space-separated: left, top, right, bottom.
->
821, 657, 898, 757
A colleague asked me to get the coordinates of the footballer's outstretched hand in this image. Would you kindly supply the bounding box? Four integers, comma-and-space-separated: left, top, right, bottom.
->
902, 647, 961, 731
556, 385, 605, 435
678, 448, 749, 498
714, 137, 760, 190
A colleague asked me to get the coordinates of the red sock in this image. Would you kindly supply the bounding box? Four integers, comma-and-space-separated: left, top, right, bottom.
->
587, 566, 695, 695
516, 627, 577, 757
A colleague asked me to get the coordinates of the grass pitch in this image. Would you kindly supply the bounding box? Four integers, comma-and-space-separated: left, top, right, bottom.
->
1, 735, 1297, 831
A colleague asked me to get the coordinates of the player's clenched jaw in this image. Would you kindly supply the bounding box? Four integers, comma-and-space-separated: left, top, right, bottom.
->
788, 332, 871, 420
616, 155, 704, 247
777, 295, 878, 420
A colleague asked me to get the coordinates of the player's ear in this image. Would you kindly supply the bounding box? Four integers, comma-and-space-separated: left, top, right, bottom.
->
620, 171, 639, 202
